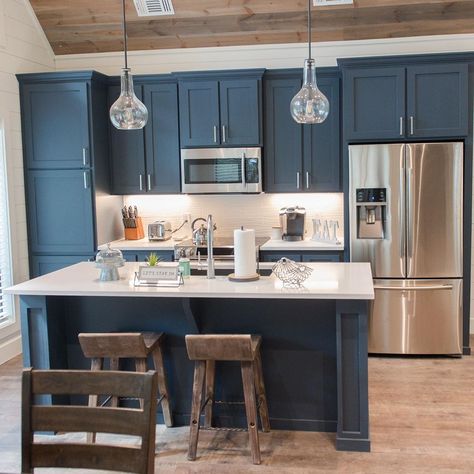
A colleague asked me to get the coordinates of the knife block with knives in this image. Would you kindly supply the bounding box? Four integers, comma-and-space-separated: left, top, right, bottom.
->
122, 205, 145, 240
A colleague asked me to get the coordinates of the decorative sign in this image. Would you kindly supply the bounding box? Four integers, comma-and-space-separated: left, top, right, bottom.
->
138, 264, 179, 282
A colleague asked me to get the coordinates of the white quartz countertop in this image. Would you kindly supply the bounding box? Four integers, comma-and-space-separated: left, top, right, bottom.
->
105, 237, 344, 252
260, 238, 344, 251
5, 262, 373, 300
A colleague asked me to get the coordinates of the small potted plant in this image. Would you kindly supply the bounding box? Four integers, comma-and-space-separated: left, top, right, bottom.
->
145, 252, 160, 266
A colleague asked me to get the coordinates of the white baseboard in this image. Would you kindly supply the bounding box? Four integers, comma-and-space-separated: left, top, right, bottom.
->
0, 335, 22, 365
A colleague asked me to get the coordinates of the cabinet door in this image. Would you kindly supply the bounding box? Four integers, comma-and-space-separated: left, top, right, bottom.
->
344, 67, 406, 140
144, 83, 181, 193
22, 82, 90, 169
30, 255, 89, 277
179, 81, 220, 147
108, 85, 146, 194
219, 79, 260, 146
135, 251, 174, 262
406, 64, 468, 138
260, 252, 303, 262
26, 169, 95, 254
301, 252, 342, 262
264, 77, 304, 193
304, 76, 341, 192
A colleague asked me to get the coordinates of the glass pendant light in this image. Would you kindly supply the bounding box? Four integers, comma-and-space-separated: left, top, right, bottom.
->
290, 0, 329, 124
110, 0, 148, 130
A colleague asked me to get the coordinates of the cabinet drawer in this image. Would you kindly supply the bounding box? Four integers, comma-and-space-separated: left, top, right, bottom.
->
31, 255, 90, 277
123, 250, 174, 262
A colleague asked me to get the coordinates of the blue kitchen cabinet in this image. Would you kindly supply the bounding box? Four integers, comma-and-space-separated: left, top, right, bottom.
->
20, 81, 91, 169
304, 75, 341, 192
406, 63, 468, 138
122, 251, 174, 262
177, 70, 264, 148
260, 251, 343, 263
341, 59, 469, 140
144, 83, 181, 193
108, 85, 146, 194
26, 169, 95, 255
18, 71, 117, 278
30, 255, 90, 278
179, 80, 220, 147
264, 74, 303, 193
219, 79, 261, 146
263, 69, 341, 193
343, 66, 406, 141
301, 252, 343, 262
108, 77, 181, 194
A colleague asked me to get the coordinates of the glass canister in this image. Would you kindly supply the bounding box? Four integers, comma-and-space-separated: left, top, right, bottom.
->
95, 244, 125, 281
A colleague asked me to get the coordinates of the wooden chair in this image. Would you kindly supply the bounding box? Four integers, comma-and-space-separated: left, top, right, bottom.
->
21, 368, 158, 474
185, 334, 270, 465
78, 331, 173, 442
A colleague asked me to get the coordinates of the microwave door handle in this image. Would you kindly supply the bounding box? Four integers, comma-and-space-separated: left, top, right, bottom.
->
241, 152, 246, 187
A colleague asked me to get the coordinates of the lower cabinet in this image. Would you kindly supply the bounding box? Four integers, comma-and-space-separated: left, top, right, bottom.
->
260, 251, 343, 263
31, 255, 91, 277
122, 250, 174, 262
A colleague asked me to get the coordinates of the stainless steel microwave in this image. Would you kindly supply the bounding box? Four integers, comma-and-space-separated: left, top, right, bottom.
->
181, 147, 262, 194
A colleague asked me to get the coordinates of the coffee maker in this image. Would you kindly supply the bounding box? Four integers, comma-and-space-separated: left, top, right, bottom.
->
279, 206, 306, 241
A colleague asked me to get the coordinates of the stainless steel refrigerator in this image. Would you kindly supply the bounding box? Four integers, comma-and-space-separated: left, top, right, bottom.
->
349, 142, 463, 355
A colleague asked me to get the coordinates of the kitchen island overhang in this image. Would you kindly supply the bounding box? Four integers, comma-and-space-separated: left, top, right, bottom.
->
6, 262, 373, 453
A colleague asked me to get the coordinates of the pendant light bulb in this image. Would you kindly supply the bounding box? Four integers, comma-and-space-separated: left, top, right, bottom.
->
290, 0, 329, 124
110, 68, 148, 130
290, 59, 329, 124
109, 0, 148, 130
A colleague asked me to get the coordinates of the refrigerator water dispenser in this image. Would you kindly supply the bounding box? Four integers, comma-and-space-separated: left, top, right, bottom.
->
356, 188, 386, 239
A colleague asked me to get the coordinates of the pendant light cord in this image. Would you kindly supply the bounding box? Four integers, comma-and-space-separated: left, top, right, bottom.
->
121, 0, 128, 69
308, 0, 312, 60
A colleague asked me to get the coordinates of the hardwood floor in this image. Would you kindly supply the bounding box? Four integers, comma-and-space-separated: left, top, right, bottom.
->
1, 339, 474, 473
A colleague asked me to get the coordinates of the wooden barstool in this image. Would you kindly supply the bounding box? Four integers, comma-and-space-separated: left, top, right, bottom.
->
185, 334, 270, 465
78, 332, 173, 442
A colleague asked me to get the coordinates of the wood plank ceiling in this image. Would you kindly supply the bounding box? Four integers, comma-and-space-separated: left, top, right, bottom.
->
30, 0, 474, 55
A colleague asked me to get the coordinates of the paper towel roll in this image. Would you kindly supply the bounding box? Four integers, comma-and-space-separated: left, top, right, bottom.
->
234, 228, 257, 278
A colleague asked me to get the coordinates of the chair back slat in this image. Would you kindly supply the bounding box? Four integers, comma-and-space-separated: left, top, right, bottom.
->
31, 369, 148, 398
79, 333, 149, 358
22, 368, 158, 474
186, 334, 256, 361
32, 406, 146, 437
31, 443, 145, 473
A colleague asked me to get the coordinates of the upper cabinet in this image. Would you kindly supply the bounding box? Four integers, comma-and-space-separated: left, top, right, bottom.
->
20, 81, 91, 169
108, 77, 180, 194
177, 70, 264, 148
341, 59, 469, 140
264, 69, 341, 193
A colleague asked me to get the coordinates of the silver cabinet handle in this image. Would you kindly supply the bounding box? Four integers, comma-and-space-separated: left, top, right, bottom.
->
83, 171, 89, 189
213, 125, 218, 143
296, 172, 301, 189
399, 117, 403, 136
410, 116, 414, 135
82, 147, 88, 166
306, 171, 310, 189
222, 125, 226, 143
139, 174, 144, 191
374, 285, 453, 291
147, 174, 152, 191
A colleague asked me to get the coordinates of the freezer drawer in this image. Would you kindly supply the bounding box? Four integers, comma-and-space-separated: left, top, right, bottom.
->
369, 279, 462, 355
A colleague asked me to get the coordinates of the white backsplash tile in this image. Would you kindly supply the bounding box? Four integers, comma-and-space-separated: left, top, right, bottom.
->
123, 193, 344, 240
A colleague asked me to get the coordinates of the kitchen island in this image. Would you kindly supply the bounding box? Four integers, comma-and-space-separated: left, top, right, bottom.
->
6, 262, 373, 452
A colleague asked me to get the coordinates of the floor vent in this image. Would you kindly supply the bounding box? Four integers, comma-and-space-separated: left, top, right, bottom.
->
133, 0, 175, 17
313, 0, 353, 5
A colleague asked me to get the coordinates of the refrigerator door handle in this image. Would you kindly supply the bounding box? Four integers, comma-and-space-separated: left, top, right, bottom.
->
400, 166, 405, 265
406, 167, 414, 260
373, 284, 453, 291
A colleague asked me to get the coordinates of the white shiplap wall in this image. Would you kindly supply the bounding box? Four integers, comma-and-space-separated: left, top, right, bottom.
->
0, 0, 55, 363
